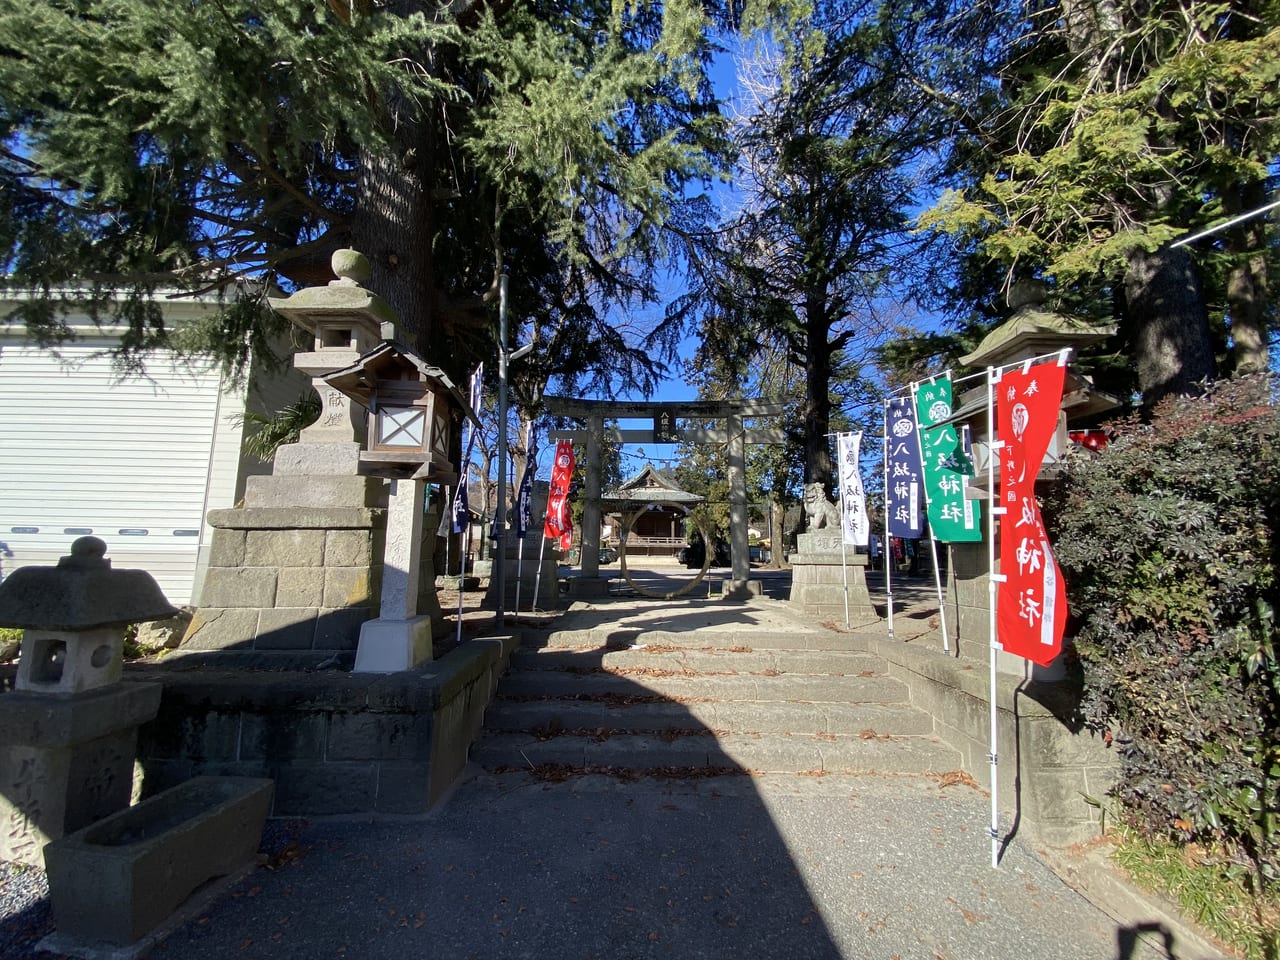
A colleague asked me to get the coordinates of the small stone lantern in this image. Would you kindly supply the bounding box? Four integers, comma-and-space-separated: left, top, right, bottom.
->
324, 341, 470, 482
0, 537, 175, 864
268, 248, 399, 444
2, 536, 177, 694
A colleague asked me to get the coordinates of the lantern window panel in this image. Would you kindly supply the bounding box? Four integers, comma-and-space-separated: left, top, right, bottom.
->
376, 406, 428, 448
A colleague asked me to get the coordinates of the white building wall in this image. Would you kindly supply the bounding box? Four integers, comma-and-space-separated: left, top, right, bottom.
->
0, 293, 306, 607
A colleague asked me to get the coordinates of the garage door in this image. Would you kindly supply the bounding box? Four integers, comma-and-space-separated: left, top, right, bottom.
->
0, 341, 223, 606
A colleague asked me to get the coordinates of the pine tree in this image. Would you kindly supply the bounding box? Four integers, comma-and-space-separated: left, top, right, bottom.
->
662, 0, 940, 490
917, 0, 1280, 404
0, 0, 789, 387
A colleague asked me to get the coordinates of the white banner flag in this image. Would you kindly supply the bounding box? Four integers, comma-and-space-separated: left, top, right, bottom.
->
837, 432, 870, 546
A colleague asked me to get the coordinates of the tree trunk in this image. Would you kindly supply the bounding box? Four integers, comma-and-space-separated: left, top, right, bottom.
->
1123, 244, 1216, 407
802, 293, 834, 493
352, 147, 436, 357
768, 497, 789, 568
1223, 180, 1270, 377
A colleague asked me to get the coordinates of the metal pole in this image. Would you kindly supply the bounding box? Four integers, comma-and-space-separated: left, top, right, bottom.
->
456, 522, 471, 647
841, 537, 850, 628
494, 274, 510, 628
909, 380, 952, 654
515, 538, 526, 613
883, 402, 895, 639
987, 365, 1003, 869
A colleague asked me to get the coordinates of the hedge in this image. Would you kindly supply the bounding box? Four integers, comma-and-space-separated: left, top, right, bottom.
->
1043, 377, 1278, 884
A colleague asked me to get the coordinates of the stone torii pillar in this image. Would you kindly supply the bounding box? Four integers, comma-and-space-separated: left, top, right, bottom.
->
579, 413, 605, 581
726, 410, 750, 597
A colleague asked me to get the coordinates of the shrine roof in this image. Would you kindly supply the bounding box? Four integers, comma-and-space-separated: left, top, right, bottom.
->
602, 463, 703, 505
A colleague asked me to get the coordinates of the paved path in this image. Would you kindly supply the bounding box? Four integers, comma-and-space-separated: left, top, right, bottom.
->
143, 770, 1148, 960
4, 579, 1218, 959
138, 590, 1194, 960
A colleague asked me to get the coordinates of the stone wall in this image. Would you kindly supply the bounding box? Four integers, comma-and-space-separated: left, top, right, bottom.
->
183, 508, 385, 654
129, 632, 518, 815
849, 633, 1115, 847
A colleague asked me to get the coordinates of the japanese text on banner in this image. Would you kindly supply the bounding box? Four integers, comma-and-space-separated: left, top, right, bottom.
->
913, 377, 981, 542
996, 361, 1067, 666
836, 432, 870, 546
885, 398, 925, 538
543, 439, 575, 551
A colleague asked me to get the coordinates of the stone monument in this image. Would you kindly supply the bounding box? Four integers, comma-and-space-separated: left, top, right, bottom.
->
788, 484, 879, 624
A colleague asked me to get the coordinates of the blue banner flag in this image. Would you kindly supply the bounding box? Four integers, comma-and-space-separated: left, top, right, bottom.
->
452, 365, 483, 536
885, 397, 925, 538
450, 482, 469, 534
515, 428, 539, 539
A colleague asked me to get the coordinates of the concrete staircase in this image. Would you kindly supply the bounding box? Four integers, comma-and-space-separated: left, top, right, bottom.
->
471, 613, 962, 781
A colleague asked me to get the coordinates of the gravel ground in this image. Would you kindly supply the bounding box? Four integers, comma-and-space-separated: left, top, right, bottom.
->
0, 862, 50, 959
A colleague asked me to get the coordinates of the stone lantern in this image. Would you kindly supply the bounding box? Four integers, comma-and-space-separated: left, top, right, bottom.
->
324, 341, 468, 483
323, 343, 474, 673
0, 537, 175, 864
268, 248, 398, 444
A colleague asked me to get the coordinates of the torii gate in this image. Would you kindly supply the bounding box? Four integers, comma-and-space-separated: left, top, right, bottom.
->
544, 396, 787, 598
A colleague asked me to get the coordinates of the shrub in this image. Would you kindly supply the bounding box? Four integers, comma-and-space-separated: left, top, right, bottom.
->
1043, 376, 1279, 885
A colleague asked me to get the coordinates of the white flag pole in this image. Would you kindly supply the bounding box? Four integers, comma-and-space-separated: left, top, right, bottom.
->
927, 536, 949, 654
883, 403, 895, 639
910, 380, 952, 655
841, 535, 850, 628
441, 485, 452, 583
515, 537, 526, 613
534, 483, 555, 611
456, 520, 471, 647
987, 365, 1003, 869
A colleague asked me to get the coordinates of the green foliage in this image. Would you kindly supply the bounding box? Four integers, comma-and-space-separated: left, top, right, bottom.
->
0, 626, 21, 659
915, 0, 1278, 400
1110, 822, 1279, 960
232, 392, 322, 463
1043, 377, 1280, 883
664, 0, 943, 488
0, 0, 799, 394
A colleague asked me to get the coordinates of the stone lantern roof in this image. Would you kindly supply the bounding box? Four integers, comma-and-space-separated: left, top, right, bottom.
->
267, 248, 399, 341
0, 536, 176, 631
960, 282, 1116, 370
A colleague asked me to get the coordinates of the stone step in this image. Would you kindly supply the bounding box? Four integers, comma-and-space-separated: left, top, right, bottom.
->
509, 647, 889, 677
470, 730, 960, 777
484, 697, 936, 738
533, 627, 855, 652
495, 670, 909, 704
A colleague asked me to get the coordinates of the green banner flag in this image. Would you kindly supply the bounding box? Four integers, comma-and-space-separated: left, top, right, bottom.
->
914, 377, 982, 543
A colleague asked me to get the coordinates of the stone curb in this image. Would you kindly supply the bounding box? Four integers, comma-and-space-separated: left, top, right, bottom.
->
1036, 843, 1228, 960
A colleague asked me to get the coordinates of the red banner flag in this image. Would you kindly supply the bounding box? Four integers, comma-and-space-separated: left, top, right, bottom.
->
543, 440, 575, 548
997, 360, 1067, 666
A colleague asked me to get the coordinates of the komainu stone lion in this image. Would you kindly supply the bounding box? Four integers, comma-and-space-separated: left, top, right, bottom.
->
802, 482, 841, 530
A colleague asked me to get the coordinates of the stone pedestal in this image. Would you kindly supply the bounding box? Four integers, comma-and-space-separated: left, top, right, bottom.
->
354, 478, 437, 672
0, 681, 162, 865
487, 538, 563, 609
788, 532, 879, 625
183, 441, 388, 655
